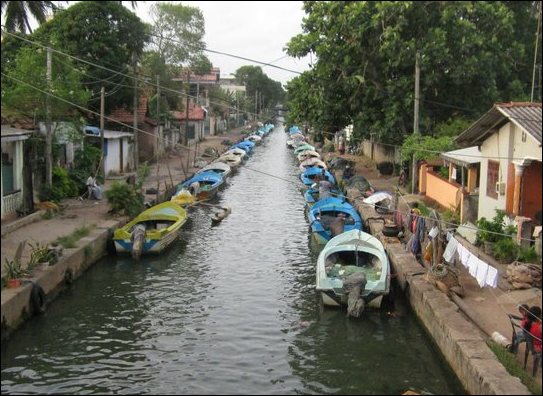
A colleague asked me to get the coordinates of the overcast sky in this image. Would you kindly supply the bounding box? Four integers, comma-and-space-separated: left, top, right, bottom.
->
135, 1, 311, 87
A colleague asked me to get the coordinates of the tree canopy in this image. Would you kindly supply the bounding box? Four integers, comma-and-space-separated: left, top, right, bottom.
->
285, 1, 541, 144
235, 65, 284, 112
1, 1, 61, 33
2, 1, 150, 117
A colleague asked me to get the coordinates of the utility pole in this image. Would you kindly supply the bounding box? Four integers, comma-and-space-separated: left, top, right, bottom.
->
156, 75, 161, 157
45, 46, 52, 186
254, 90, 258, 121
531, 1, 542, 102
132, 53, 139, 170
185, 69, 190, 147
100, 86, 105, 180
412, 51, 420, 195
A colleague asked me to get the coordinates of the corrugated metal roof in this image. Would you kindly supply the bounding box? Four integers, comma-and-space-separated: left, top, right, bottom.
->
440, 146, 481, 166
455, 102, 542, 147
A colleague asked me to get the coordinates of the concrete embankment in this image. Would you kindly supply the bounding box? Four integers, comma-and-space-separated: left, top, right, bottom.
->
352, 198, 530, 395
1, 220, 122, 341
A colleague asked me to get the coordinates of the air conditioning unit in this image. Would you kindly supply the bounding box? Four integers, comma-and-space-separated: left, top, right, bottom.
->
495, 182, 506, 195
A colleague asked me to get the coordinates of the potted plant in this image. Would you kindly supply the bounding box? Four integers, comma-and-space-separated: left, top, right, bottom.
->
4, 258, 23, 289
28, 242, 54, 270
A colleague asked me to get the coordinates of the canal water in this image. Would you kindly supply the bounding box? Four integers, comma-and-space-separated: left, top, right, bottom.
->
1, 125, 465, 395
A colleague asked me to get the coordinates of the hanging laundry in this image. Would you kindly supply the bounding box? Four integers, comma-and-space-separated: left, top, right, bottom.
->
485, 265, 499, 288
443, 237, 459, 264
476, 260, 489, 287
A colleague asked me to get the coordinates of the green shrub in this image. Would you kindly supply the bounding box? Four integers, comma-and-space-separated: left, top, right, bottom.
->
493, 238, 519, 263
105, 181, 144, 218
518, 246, 541, 264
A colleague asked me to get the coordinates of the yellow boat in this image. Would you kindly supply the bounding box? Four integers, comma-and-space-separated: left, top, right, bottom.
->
113, 202, 187, 259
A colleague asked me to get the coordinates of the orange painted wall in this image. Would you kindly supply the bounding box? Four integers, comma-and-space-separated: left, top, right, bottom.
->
425, 170, 462, 210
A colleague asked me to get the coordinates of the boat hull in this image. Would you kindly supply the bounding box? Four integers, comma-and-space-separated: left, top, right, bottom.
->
113, 202, 187, 256
316, 229, 390, 311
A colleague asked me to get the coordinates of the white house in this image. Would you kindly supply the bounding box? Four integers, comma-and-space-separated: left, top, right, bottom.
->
1, 126, 33, 219
455, 102, 542, 224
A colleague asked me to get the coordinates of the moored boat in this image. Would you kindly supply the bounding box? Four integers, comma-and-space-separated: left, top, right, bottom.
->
113, 202, 187, 259
178, 170, 224, 200
316, 229, 391, 316
308, 196, 362, 244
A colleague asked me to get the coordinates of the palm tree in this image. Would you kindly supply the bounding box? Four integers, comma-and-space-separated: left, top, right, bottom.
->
1, 1, 60, 33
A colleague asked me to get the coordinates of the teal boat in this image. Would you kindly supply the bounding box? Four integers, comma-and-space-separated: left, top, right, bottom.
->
316, 229, 391, 316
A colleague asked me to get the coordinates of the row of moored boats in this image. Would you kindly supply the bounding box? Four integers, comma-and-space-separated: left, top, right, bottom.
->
286, 125, 391, 318
112, 123, 276, 259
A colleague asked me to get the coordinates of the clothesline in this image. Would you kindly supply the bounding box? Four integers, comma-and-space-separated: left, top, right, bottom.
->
443, 235, 498, 288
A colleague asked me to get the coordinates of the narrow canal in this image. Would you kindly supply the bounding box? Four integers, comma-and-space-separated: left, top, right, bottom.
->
1, 125, 465, 395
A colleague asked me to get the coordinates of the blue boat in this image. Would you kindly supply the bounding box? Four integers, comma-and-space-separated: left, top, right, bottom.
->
304, 187, 344, 211
308, 197, 362, 244
229, 141, 254, 153
178, 170, 224, 200
300, 168, 336, 187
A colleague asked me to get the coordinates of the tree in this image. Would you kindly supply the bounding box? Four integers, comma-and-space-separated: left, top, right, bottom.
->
1, 1, 61, 33
148, 2, 208, 68
143, 2, 211, 113
286, 1, 539, 144
2, 1, 150, 116
235, 65, 285, 113
2, 47, 90, 186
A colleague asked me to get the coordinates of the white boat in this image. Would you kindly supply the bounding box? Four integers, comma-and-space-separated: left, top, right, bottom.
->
197, 161, 232, 179
316, 229, 391, 317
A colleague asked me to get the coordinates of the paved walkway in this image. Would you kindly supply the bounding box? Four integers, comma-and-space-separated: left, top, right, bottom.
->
1, 126, 249, 278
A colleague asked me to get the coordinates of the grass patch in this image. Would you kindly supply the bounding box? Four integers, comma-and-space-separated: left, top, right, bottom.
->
55, 225, 93, 248
487, 340, 542, 395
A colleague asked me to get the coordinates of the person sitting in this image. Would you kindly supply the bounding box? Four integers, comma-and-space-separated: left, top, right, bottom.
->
318, 174, 334, 201
524, 305, 542, 354
509, 304, 530, 353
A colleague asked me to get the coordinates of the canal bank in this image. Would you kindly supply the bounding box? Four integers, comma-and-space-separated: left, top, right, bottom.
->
2, 126, 466, 395
1, 125, 252, 341
349, 190, 531, 395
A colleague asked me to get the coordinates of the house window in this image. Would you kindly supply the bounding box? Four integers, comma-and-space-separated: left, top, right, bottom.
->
486, 160, 499, 199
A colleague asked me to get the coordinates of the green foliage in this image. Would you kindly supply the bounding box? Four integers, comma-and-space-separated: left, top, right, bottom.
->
105, 181, 144, 218
400, 134, 456, 162
70, 145, 102, 192
4, 258, 23, 280
28, 242, 53, 270
55, 226, 92, 249
475, 210, 516, 246
1, 46, 90, 122
442, 208, 460, 226
487, 340, 542, 395
492, 238, 519, 263
235, 65, 285, 111
2, 1, 150, 115
285, 1, 538, 142
136, 162, 151, 189
517, 246, 541, 264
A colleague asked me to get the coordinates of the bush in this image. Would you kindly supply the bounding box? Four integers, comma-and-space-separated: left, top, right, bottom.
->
105, 181, 144, 218
493, 238, 519, 263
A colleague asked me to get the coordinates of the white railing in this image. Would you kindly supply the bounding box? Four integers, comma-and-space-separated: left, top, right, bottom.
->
2, 191, 22, 219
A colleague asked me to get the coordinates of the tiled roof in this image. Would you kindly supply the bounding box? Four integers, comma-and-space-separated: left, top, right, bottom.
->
455, 102, 542, 146
172, 102, 206, 121
108, 96, 150, 124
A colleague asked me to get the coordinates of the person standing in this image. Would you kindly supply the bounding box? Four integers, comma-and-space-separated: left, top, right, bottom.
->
338, 135, 345, 155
